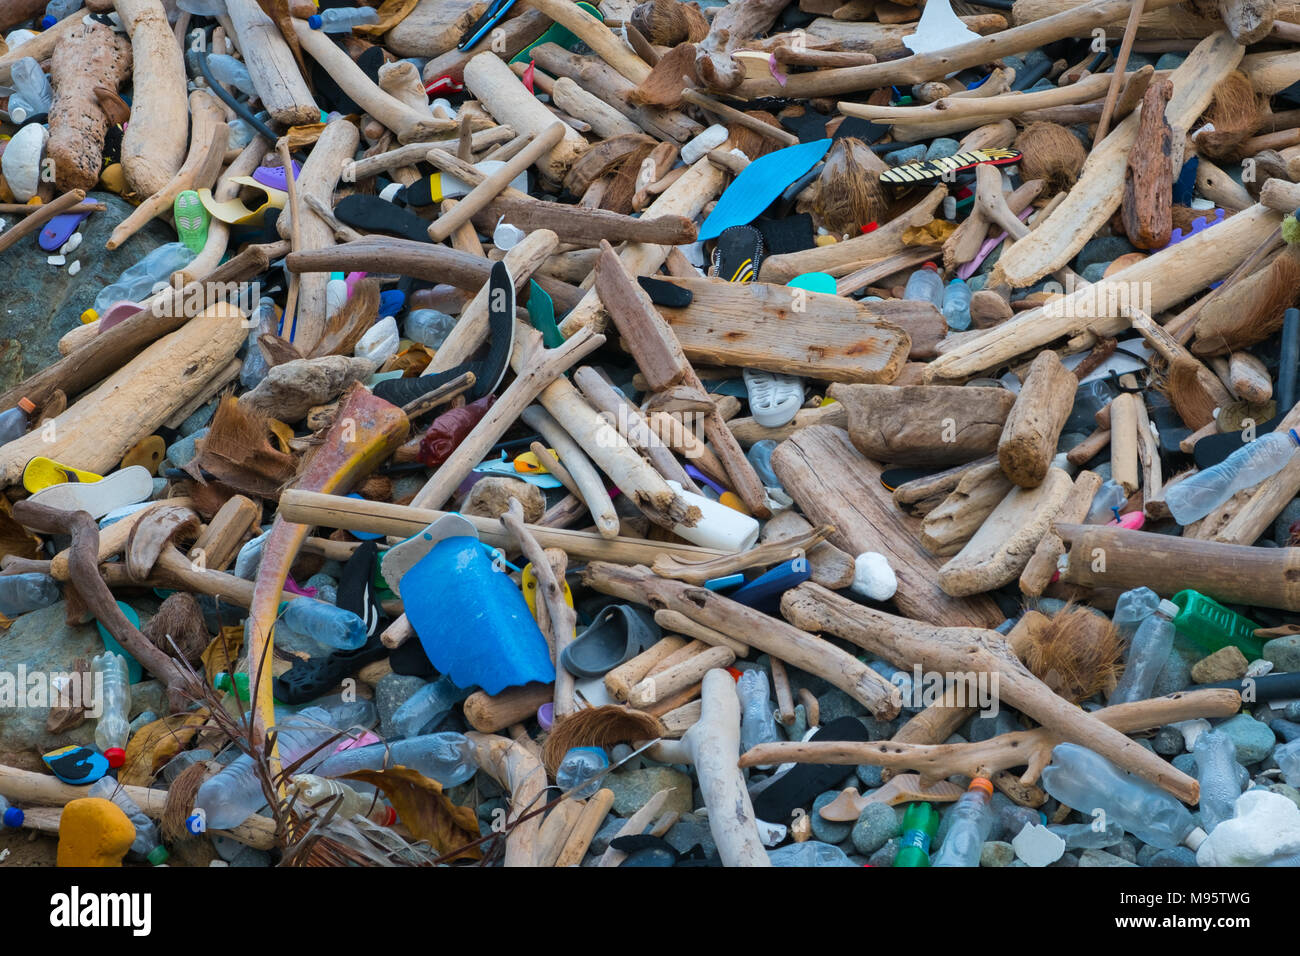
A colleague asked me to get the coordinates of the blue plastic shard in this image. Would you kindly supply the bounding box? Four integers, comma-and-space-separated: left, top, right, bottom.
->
1163, 207, 1225, 249
402, 536, 556, 696
698, 139, 833, 242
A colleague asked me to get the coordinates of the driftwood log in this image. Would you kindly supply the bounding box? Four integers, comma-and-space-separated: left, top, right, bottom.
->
47, 20, 132, 192
998, 350, 1077, 487
115, 0, 189, 197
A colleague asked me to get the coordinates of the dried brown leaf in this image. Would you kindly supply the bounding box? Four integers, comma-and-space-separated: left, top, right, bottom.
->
341, 766, 483, 860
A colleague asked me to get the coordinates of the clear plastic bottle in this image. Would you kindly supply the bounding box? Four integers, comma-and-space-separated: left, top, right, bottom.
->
389, 675, 470, 739
91, 651, 131, 768
1193, 729, 1245, 833
1047, 820, 1125, 849
0, 795, 23, 828
205, 53, 257, 98
0, 572, 60, 616
738, 669, 780, 756
190, 706, 348, 831
314, 731, 477, 787
556, 746, 609, 799
89, 778, 169, 865
40, 0, 81, 29
1275, 738, 1300, 788
746, 439, 784, 490
902, 261, 945, 309
932, 777, 994, 866
1085, 478, 1128, 524
7, 57, 51, 123
239, 298, 278, 389
768, 841, 858, 866
1040, 743, 1204, 851
91, 242, 197, 315
1108, 599, 1177, 705
287, 775, 394, 824
1166, 429, 1300, 525
404, 309, 457, 349
0, 397, 35, 446
941, 277, 972, 331
279, 599, 368, 652
1111, 586, 1160, 645
308, 6, 379, 31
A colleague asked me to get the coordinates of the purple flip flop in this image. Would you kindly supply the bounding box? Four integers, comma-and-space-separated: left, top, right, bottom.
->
253, 160, 301, 192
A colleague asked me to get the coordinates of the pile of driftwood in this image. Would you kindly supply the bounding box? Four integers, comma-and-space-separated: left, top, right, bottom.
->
4, 0, 1300, 867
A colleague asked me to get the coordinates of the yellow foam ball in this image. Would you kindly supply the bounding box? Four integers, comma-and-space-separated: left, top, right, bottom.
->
57, 797, 136, 868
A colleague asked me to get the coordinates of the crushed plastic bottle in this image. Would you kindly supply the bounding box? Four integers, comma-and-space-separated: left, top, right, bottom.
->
556, 746, 609, 799
1194, 730, 1247, 833
902, 261, 945, 308
205, 53, 257, 98
738, 669, 780, 756
0, 795, 23, 828
1047, 820, 1125, 849
1166, 429, 1300, 525
768, 841, 858, 866
1111, 586, 1161, 645
89, 778, 169, 865
239, 298, 278, 389
315, 731, 477, 787
279, 599, 368, 653
1108, 599, 1177, 704
404, 309, 457, 349
1276, 738, 1300, 787
389, 675, 470, 739
1040, 743, 1204, 851
932, 777, 994, 866
0, 571, 60, 616
941, 277, 972, 331
308, 6, 379, 31
41, 0, 82, 28
91, 242, 197, 316
1085, 478, 1129, 524
91, 651, 131, 768
6, 57, 51, 123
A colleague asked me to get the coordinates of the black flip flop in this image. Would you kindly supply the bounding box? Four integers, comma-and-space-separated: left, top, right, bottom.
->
334, 194, 431, 243
750, 716, 872, 822
711, 225, 765, 283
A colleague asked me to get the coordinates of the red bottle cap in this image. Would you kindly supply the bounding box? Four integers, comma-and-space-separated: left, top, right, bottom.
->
104, 747, 125, 768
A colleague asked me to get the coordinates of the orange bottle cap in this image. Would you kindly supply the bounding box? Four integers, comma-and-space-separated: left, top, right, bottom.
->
969, 777, 994, 796
17, 397, 35, 414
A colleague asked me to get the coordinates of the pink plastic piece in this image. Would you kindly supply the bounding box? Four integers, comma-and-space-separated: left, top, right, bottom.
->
956, 206, 1033, 280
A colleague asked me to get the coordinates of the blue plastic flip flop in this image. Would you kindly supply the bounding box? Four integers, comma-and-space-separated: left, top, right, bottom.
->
402, 535, 556, 695
698, 139, 833, 242
39, 210, 90, 251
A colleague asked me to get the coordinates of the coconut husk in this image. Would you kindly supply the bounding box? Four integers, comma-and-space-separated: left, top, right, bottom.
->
630, 0, 710, 45
600, 141, 657, 215
1193, 248, 1300, 355
162, 760, 211, 842
541, 704, 667, 777
184, 395, 299, 501
1022, 603, 1124, 704
1015, 122, 1086, 194
1195, 70, 1267, 163
309, 278, 380, 360
812, 137, 889, 236
728, 111, 784, 161
143, 592, 211, 664
1159, 356, 1220, 429
625, 42, 699, 109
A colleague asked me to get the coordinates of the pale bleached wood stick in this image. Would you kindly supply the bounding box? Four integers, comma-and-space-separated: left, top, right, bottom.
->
521, 405, 620, 540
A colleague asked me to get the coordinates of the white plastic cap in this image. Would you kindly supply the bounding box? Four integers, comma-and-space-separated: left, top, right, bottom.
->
1183, 825, 1208, 852
1157, 599, 1179, 619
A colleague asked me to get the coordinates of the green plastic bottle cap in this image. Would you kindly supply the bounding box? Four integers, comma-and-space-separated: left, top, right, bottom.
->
146, 845, 170, 866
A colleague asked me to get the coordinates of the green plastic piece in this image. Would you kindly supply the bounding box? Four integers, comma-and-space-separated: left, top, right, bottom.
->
526, 279, 564, 348
214, 671, 251, 702
1170, 589, 1265, 660
893, 802, 939, 867
96, 601, 143, 683
511, 2, 602, 64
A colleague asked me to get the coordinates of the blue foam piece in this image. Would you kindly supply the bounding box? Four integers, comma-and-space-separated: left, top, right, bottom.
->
1172, 156, 1199, 206
402, 536, 555, 696
787, 272, 837, 294
42, 745, 110, 786
378, 290, 405, 318
698, 139, 833, 242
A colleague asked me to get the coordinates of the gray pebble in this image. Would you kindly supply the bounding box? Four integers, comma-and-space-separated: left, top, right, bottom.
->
811, 791, 854, 844
852, 802, 900, 855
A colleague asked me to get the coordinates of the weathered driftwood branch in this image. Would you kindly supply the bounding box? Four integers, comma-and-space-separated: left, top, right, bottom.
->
522, 405, 620, 539
998, 350, 1077, 487
467, 732, 547, 867
740, 688, 1240, 795
1020, 470, 1103, 595
1121, 76, 1174, 249
115, 0, 189, 197
770, 425, 1006, 628
582, 562, 904, 719
651, 526, 834, 584
779, 583, 1201, 801
224, 0, 318, 126
921, 460, 1014, 556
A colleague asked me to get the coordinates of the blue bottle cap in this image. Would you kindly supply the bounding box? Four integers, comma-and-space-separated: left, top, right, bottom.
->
3, 806, 23, 827
308, 13, 322, 27
185, 813, 205, 834
40, 14, 56, 28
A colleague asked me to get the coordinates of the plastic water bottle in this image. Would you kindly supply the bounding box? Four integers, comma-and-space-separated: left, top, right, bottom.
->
1108, 599, 1177, 704
1275, 738, 1300, 788
768, 841, 858, 866
91, 242, 197, 316
308, 6, 379, 31
0, 572, 60, 616
1047, 820, 1125, 849
1111, 586, 1160, 645
288, 775, 394, 824
240, 298, 278, 389
1040, 743, 1204, 850
556, 746, 609, 799
1085, 478, 1128, 524
190, 706, 350, 831
91, 651, 131, 769
389, 676, 470, 739
280, 599, 368, 652
0, 795, 23, 828
40, 0, 81, 29
1166, 429, 1300, 525
0, 397, 35, 447
737, 670, 780, 756
89, 778, 169, 865
205, 53, 257, 98
932, 777, 994, 866
404, 309, 457, 349
315, 731, 477, 787
7, 58, 51, 123
941, 278, 972, 331
902, 261, 945, 309
1193, 730, 1246, 833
